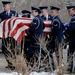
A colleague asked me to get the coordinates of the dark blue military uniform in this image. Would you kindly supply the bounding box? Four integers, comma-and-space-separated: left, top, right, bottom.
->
27, 15, 44, 57
0, 10, 18, 22
21, 10, 31, 59
67, 13, 75, 73
47, 6, 64, 70
26, 7, 44, 60
47, 15, 64, 53
0, 1, 18, 70
65, 13, 75, 73
65, 6, 75, 72
49, 6, 64, 52
0, 1, 18, 22
27, 15, 44, 44
52, 15, 64, 43
67, 14, 75, 54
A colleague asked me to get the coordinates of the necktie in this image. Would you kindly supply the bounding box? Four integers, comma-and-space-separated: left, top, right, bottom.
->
44, 17, 46, 20
6, 12, 9, 16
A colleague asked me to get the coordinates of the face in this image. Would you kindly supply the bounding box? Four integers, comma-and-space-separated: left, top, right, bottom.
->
51, 10, 59, 17
41, 9, 47, 16
31, 10, 38, 17
3, 4, 10, 11
68, 9, 75, 16
51, 10, 56, 17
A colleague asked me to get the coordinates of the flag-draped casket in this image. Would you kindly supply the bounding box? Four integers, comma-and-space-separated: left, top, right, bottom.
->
0, 17, 52, 42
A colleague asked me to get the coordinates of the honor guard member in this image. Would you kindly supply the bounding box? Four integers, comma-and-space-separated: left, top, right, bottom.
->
49, 6, 64, 52
39, 6, 52, 47
66, 6, 75, 73
39, 6, 52, 20
21, 10, 31, 17
0, 1, 18, 70
0, 1, 18, 22
26, 6, 44, 61
21, 10, 31, 59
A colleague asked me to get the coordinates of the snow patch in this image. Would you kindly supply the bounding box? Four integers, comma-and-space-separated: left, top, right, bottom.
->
50, 73, 56, 75
0, 72, 18, 75
30, 72, 50, 75
0, 72, 56, 75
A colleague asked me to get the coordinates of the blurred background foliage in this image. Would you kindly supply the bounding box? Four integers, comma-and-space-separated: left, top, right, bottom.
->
0, 0, 75, 22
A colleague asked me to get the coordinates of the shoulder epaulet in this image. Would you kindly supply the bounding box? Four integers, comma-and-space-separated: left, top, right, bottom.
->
70, 16, 75, 23
53, 19, 60, 28
32, 17, 40, 29
35, 17, 40, 29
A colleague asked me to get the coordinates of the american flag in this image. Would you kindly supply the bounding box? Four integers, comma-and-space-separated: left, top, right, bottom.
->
0, 17, 52, 42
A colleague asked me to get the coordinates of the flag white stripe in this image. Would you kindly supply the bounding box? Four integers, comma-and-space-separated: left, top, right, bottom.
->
44, 28, 51, 32
13, 25, 29, 40
5, 19, 11, 38
10, 18, 17, 30
0, 21, 4, 38
0, 18, 52, 42
10, 19, 32, 35
44, 21, 52, 24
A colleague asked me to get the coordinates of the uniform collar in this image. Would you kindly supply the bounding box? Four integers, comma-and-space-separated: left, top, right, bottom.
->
72, 13, 75, 17
6, 10, 10, 15
53, 15, 58, 19
36, 15, 39, 17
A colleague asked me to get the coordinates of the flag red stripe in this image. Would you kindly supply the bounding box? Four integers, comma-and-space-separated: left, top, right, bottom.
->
13, 18, 32, 25
17, 31, 25, 43
10, 22, 26, 37
44, 24, 52, 27
1, 18, 52, 42
44, 32, 51, 35
8, 18, 13, 35
3, 20, 7, 38
23, 23, 31, 27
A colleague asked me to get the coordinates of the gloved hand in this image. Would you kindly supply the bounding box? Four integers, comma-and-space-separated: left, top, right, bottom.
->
47, 35, 52, 41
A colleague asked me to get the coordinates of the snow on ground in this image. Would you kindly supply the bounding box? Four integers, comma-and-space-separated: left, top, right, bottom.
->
0, 72, 74, 75
0, 72, 17, 75
0, 72, 55, 75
